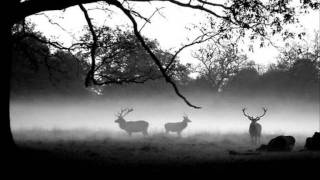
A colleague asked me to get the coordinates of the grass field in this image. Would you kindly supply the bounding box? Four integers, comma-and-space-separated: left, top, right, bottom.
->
10, 128, 320, 178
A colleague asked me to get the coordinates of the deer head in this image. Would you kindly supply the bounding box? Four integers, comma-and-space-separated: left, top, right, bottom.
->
183, 114, 192, 123
115, 108, 133, 123
242, 107, 267, 122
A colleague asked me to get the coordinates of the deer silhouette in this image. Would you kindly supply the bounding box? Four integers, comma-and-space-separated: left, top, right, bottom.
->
242, 107, 267, 145
164, 115, 191, 137
114, 108, 149, 136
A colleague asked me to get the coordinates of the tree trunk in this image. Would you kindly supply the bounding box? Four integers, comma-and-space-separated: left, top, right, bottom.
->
4, 20, 17, 155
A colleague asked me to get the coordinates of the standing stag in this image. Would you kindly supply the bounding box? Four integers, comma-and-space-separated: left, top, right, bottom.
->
164, 115, 191, 137
114, 108, 149, 136
242, 107, 267, 145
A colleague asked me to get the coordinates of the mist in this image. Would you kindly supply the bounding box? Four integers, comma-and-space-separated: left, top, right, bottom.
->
10, 92, 319, 138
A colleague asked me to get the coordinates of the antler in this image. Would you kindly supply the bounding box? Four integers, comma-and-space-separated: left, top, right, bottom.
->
242, 108, 252, 119
116, 109, 125, 117
116, 108, 133, 117
257, 107, 267, 118
123, 108, 133, 117
183, 112, 188, 118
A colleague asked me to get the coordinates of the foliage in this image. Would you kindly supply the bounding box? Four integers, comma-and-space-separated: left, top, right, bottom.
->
193, 43, 247, 92
10, 24, 192, 96
196, 0, 319, 49
11, 27, 87, 95
75, 26, 190, 86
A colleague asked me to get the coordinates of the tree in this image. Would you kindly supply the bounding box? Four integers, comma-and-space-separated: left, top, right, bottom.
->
11, 23, 88, 96
272, 31, 320, 97
225, 66, 260, 94
193, 43, 247, 92
277, 30, 320, 71
76, 25, 191, 92
78, 26, 165, 85
289, 58, 318, 97
5, 0, 319, 151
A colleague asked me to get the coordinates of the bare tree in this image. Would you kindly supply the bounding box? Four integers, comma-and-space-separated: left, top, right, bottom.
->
193, 43, 247, 92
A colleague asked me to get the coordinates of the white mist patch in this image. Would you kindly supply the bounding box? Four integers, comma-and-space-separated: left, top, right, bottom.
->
10, 95, 319, 137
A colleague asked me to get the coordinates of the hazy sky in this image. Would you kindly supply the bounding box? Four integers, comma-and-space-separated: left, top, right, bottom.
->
28, 1, 319, 66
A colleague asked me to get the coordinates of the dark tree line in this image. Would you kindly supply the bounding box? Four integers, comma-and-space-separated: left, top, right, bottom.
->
10, 23, 190, 97
11, 26, 319, 102
225, 59, 319, 100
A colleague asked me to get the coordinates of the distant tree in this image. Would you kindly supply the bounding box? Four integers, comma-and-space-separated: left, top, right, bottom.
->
289, 58, 318, 97
193, 43, 247, 92
77, 26, 164, 86
46, 51, 87, 93
76, 26, 191, 92
277, 30, 320, 71
277, 44, 305, 70
290, 58, 318, 82
169, 63, 193, 85
11, 27, 87, 95
259, 66, 290, 95
225, 66, 260, 94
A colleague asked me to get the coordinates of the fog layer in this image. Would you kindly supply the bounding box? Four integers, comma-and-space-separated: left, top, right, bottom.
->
10, 93, 319, 136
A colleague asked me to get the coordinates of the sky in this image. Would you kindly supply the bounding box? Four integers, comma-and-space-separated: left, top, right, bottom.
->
27, 1, 320, 66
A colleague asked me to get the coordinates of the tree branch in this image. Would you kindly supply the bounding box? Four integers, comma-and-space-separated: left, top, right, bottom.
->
165, 30, 225, 72
139, 7, 165, 32
78, 3, 98, 87
198, 0, 230, 10
110, 0, 201, 109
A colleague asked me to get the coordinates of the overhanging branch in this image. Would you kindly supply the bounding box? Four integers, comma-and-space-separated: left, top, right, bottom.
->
110, 0, 201, 109
79, 3, 98, 87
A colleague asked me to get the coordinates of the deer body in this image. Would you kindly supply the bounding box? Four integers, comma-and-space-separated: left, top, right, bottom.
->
242, 107, 267, 145
115, 108, 149, 136
249, 121, 262, 144
116, 119, 149, 136
165, 116, 191, 136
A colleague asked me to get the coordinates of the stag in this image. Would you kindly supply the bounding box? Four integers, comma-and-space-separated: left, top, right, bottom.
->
114, 108, 149, 136
164, 115, 191, 137
242, 107, 267, 145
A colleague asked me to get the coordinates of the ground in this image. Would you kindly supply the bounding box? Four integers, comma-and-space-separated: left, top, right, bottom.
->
8, 129, 320, 178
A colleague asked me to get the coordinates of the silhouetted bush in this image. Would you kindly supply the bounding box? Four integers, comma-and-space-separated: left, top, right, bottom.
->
305, 132, 320, 151
257, 135, 295, 152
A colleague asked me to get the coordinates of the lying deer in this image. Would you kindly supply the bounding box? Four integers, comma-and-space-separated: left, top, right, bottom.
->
164, 115, 191, 137
242, 107, 267, 145
114, 108, 149, 136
